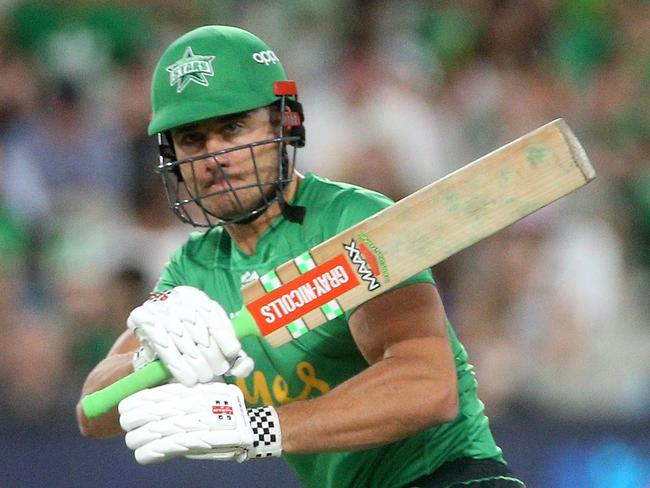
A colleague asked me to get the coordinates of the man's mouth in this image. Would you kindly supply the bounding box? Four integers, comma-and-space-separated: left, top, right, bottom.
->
205, 179, 231, 194
202, 171, 242, 195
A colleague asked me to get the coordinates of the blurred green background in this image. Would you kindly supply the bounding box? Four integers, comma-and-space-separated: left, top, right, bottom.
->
0, 1, 648, 487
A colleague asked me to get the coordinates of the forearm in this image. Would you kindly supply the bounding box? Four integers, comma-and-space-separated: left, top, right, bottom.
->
277, 338, 458, 454
76, 352, 134, 439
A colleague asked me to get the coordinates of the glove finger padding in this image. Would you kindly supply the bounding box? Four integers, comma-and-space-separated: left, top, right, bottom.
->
119, 383, 203, 430
185, 451, 243, 461
119, 382, 273, 465
194, 306, 231, 375
155, 310, 217, 385
119, 381, 190, 407
227, 351, 255, 378
202, 301, 243, 359
126, 286, 254, 386
127, 305, 157, 331
125, 412, 210, 449
133, 430, 251, 464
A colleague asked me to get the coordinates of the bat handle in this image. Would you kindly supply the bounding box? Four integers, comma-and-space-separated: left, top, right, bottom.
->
81, 307, 260, 419
81, 360, 170, 418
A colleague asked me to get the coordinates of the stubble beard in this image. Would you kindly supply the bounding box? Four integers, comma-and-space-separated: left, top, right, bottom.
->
185, 142, 282, 223
198, 175, 278, 222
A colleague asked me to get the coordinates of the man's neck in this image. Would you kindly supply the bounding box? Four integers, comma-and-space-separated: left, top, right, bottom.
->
226, 172, 303, 255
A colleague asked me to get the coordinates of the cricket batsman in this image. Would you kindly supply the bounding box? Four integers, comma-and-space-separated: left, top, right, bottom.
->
77, 25, 526, 488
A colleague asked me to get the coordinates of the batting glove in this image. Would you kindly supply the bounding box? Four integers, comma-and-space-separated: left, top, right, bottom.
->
127, 286, 254, 386
118, 382, 282, 465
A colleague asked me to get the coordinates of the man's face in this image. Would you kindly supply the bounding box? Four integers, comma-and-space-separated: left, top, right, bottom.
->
170, 107, 279, 222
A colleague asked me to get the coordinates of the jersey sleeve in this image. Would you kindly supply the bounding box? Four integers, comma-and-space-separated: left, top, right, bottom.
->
314, 184, 392, 237
152, 247, 185, 293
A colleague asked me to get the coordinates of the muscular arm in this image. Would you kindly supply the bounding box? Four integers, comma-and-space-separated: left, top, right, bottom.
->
76, 330, 140, 439
276, 282, 459, 453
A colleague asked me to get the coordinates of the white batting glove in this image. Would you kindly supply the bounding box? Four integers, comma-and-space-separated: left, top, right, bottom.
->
127, 286, 254, 386
118, 383, 282, 465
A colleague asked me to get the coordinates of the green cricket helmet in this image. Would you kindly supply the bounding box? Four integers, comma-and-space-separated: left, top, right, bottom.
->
149, 25, 305, 227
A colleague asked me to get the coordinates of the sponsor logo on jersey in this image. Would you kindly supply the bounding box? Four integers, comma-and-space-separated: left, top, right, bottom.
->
166, 46, 215, 93
247, 254, 359, 335
235, 360, 331, 406
240, 270, 260, 286
343, 238, 381, 291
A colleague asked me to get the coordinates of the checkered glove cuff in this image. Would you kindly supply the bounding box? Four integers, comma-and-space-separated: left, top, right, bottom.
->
246, 406, 282, 459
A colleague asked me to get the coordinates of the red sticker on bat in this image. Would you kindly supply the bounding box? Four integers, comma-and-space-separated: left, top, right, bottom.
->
247, 254, 360, 336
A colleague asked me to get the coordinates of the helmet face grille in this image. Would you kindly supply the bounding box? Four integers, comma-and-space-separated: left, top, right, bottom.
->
157, 133, 300, 227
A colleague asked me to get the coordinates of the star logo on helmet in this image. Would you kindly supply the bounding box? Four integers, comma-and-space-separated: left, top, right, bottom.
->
166, 46, 216, 93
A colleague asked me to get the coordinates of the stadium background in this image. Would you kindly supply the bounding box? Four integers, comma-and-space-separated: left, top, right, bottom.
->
0, 1, 648, 486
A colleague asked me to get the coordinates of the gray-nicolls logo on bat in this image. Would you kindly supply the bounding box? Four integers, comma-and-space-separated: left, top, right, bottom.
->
343, 239, 381, 291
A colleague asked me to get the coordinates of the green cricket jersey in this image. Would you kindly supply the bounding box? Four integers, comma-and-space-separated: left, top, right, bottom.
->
155, 172, 504, 488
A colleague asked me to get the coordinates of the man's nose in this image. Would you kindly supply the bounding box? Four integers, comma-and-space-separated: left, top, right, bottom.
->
196, 133, 231, 174
204, 132, 229, 154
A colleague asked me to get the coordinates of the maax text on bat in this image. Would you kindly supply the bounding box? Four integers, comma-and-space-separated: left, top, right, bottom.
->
343, 239, 381, 291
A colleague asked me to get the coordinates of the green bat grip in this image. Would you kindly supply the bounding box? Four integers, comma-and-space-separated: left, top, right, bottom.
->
81, 307, 259, 419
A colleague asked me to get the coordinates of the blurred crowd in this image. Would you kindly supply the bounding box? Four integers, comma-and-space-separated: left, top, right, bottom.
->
0, 0, 648, 430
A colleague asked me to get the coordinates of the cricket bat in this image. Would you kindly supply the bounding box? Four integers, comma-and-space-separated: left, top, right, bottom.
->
82, 118, 595, 418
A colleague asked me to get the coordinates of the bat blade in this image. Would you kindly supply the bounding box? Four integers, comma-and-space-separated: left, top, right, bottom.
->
81, 118, 595, 417
245, 118, 595, 346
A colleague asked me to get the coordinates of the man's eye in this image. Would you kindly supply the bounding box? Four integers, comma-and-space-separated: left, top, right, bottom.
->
181, 133, 203, 145
223, 122, 243, 134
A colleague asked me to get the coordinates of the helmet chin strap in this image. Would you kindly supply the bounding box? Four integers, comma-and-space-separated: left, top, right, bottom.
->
277, 184, 305, 223
226, 191, 304, 225
274, 82, 305, 224
227, 174, 305, 226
